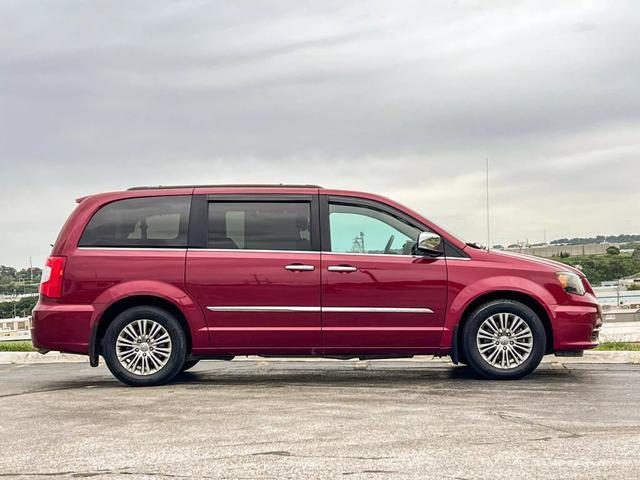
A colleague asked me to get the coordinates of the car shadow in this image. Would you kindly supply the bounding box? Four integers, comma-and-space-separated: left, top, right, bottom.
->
5, 361, 573, 393
167, 362, 570, 388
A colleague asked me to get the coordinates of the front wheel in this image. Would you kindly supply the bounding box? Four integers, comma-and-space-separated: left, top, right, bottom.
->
461, 300, 546, 380
102, 306, 187, 386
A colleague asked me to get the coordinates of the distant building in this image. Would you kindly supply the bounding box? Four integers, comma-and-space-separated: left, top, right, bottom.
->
507, 243, 622, 258
602, 309, 640, 323
594, 286, 640, 309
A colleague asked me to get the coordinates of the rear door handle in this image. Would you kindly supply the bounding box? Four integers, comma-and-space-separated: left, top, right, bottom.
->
327, 265, 358, 273
285, 264, 315, 271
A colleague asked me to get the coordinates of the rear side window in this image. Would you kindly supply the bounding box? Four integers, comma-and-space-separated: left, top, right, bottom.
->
79, 196, 191, 247
208, 202, 311, 251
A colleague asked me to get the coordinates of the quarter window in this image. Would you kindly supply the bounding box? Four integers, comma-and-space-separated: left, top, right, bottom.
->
329, 203, 420, 255
79, 196, 190, 247
208, 202, 312, 251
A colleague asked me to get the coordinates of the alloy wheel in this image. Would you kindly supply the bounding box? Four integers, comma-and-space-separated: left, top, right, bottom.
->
476, 313, 533, 369
116, 319, 172, 376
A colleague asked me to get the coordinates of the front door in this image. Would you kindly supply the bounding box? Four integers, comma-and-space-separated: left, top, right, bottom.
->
321, 197, 448, 354
186, 195, 321, 354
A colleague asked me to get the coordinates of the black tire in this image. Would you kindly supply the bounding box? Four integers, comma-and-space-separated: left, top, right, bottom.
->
461, 300, 546, 380
102, 306, 187, 386
181, 359, 200, 372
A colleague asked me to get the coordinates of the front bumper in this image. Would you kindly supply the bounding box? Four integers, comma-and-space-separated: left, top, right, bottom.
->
550, 293, 602, 351
31, 299, 94, 355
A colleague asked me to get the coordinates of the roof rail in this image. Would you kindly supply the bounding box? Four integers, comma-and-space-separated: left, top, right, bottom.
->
127, 184, 324, 191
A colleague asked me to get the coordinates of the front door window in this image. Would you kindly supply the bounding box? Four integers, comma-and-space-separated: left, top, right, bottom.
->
329, 203, 420, 255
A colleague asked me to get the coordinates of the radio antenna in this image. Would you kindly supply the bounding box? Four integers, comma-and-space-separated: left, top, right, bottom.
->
486, 158, 490, 251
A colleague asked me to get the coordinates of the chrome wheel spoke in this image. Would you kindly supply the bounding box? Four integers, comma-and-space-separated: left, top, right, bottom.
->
477, 329, 494, 340
511, 317, 524, 333
123, 324, 138, 341
487, 317, 500, 334
476, 313, 533, 370
509, 345, 524, 363
116, 319, 172, 376
478, 342, 496, 352
147, 352, 162, 369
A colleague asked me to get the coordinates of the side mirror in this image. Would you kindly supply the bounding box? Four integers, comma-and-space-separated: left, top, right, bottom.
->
416, 231, 443, 256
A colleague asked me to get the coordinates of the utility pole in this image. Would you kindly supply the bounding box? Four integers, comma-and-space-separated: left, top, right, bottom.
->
486, 158, 490, 251
29, 256, 33, 282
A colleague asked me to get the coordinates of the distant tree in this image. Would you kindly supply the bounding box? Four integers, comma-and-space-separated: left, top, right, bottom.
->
0, 266, 17, 284
550, 234, 640, 246
606, 246, 621, 255
559, 251, 570, 258
628, 284, 640, 291
633, 249, 640, 260
0, 296, 37, 319
553, 253, 640, 285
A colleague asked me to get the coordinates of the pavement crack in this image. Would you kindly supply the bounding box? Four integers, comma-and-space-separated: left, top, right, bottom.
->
342, 470, 401, 476
251, 450, 292, 457
0, 386, 85, 400
0, 470, 217, 479
490, 410, 583, 440
250, 451, 393, 460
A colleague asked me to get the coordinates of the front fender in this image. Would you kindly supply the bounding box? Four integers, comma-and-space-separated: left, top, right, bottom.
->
441, 276, 556, 348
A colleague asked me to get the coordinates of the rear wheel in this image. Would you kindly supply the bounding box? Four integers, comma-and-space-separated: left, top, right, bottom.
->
461, 300, 546, 380
102, 306, 187, 386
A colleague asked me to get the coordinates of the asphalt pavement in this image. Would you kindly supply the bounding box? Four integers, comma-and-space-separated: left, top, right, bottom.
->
1, 360, 639, 479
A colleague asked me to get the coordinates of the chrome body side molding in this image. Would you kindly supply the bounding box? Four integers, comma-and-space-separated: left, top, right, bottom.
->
207, 306, 434, 314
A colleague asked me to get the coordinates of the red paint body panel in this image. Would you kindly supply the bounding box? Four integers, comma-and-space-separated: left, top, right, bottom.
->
185, 250, 321, 354
32, 186, 602, 361
31, 302, 94, 354
321, 253, 447, 354
441, 250, 601, 351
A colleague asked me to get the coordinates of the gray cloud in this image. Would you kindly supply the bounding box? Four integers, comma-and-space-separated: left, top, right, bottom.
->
1, 0, 639, 267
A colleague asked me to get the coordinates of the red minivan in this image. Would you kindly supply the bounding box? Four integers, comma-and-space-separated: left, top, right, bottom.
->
32, 185, 602, 386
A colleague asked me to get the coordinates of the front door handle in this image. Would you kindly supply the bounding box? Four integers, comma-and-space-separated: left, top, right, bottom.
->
327, 265, 358, 273
285, 264, 315, 271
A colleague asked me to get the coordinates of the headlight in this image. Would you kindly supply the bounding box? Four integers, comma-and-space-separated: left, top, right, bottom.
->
556, 271, 585, 296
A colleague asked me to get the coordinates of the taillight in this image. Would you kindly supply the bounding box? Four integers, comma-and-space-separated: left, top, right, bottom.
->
40, 256, 66, 298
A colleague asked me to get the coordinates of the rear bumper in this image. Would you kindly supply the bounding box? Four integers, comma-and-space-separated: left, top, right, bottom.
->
550, 294, 602, 351
31, 299, 93, 355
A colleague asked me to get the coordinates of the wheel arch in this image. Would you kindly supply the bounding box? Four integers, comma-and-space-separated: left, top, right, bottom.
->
454, 290, 554, 362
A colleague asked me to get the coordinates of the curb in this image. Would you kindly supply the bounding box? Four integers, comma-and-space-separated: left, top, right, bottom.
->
0, 351, 87, 364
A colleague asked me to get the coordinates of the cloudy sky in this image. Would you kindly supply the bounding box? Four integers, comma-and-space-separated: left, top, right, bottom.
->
1, 0, 639, 268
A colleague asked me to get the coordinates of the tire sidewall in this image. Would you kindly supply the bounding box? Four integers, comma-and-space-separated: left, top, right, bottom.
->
102, 306, 186, 386
462, 300, 546, 380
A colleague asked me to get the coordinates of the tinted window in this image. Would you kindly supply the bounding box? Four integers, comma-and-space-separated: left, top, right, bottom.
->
79, 196, 190, 247
329, 203, 420, 255
208, 202, 311, 251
